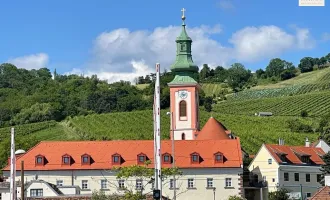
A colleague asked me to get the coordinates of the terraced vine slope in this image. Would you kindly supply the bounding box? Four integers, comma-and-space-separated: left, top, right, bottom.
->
215, 91, 330, 117
228, 68, 330, 101
66, 110, 318, 154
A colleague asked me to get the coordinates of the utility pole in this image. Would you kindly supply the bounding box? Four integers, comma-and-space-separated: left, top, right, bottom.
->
21, 161, 24, 200
169, 112, 176, 200
300, 184, 303, 200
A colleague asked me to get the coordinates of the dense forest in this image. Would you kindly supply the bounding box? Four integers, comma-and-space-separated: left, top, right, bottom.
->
0, 53, 329, 128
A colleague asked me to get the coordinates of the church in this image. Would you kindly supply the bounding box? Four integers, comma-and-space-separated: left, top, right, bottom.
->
2, 10, 244, 200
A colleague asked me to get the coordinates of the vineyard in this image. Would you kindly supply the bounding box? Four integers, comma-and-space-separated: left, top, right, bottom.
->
67, 110, 319, 154
200, 83, 229, 96
0, 121, 57, 140
215, 91, 330, 116
228, 68, 330, 101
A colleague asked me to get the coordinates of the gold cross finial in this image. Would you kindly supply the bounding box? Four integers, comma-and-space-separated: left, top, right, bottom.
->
181, 8, 186, 21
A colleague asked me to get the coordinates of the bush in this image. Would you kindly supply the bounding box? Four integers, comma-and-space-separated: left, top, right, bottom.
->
287, 119, 313, 133
300, 110, 308, 117
228, 195, 245, 200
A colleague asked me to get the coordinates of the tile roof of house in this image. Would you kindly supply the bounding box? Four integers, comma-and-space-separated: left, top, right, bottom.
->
196, 117, 230, 140
310, 186, 330, 200
3, 139, 243, 171
265, 144, 325, 165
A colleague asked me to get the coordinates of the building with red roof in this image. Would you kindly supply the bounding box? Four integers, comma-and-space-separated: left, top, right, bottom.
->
2, 10, 245, 200
248, 138, 326, 200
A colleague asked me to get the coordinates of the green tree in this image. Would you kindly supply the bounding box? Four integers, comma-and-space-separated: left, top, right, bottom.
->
266, 58, 285, 77
204, 96, 213, 112
228, 195, 245, 200
298, 57, 314, 73
255, 69, 265, 79
268, 188, 290, 200
199, 64, 211, 81
12, 103, 57, 125
227, 63, 252, 91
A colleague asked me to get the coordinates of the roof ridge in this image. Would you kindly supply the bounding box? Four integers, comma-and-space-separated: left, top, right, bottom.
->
310, 186, 328, 199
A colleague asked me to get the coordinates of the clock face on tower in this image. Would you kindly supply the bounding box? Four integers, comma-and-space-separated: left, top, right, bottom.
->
179, 90, 188, 99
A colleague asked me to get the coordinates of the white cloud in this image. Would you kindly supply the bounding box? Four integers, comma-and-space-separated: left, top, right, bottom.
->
7, 53, 49, 70
216, 0, 235, 10
67, 24, 314, 83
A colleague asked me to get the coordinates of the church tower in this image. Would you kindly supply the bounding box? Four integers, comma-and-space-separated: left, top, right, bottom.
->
168, 8, 200, 141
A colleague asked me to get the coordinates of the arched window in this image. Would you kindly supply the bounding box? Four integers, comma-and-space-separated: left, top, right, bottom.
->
181, 133, 186, 140
179, 101, 187, 117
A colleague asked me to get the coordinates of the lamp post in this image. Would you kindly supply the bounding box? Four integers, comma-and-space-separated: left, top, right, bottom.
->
167, 111, 176, 200
213, 187, 216, 200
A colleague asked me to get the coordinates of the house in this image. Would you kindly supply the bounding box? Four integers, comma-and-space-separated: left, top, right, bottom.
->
310, 186, 330, 200
255, 112, 273, 117
311, 174, 330, 199
312, 139, 330, 153
249, 138, 325, 200
2, 10, 245, 200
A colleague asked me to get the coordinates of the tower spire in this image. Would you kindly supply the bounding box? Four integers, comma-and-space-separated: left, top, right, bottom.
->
169, 8, 198, 76
181, 8, 186, 25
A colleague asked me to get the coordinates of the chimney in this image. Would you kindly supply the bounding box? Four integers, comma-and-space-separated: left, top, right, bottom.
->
305, 138, 310, 147
278, 138, 285, 145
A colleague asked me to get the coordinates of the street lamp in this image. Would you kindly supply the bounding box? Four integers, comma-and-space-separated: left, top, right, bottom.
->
166, 111, 177, 200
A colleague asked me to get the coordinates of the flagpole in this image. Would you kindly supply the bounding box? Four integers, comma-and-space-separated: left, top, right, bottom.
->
153, 63, 162, 198
10, 127, 16, 200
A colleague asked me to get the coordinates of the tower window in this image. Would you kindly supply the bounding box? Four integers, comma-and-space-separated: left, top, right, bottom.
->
181, 44, 186, 51
181, 133, 186, 140
179, 101, 187, 117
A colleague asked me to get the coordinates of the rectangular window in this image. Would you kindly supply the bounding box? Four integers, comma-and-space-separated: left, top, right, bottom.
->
36, 157, 42, 163
192, 155, 198, 162
56, 180, 63, 186
82, 156, 89, 163
169, 179, 174, 189
113, 156, 119, 163
82, 180, 88, 189
136, 179, 143, 190
317, 174, 322, 183
30, 189, 43, 197
187, 178, 194, 188
63, 157, 69, 164
225, 178, 232, 187
101, 180, 107, 189
138, 156, 145, 162
164, 155, 170, 162
268, 158, 272, 164
272, 178, 275, 182
207, 178, 213, 188
118, 179, 125, 189
284, 173, 289, 181
295, 173, 299, 182
306, 174, 310, 182
306, 192, 311, 197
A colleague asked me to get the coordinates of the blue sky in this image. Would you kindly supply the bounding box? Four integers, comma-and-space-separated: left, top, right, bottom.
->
0, 0, 329, 82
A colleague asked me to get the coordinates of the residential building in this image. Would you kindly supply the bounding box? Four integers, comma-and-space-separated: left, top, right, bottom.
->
249, 138, 325, 200
2, 139, 243, 200
312, 139, 330, 153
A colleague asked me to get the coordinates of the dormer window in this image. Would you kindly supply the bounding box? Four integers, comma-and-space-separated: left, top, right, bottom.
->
62, 154, 71, 165
35, 155, 45, 166
112, 153, 121, 165
81, 154, 91, 165
137, 153, 147, 164
301, 155, 310, 164
162, 153, 172, 164
190, 152, 200, 164
214, 152, 223, 163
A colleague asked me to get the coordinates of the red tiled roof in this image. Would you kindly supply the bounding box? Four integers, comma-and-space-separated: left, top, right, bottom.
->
310, 186, 330, 200
196, 117, 230, 140
3, 139, 243, 171
265, 144, 325, 165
